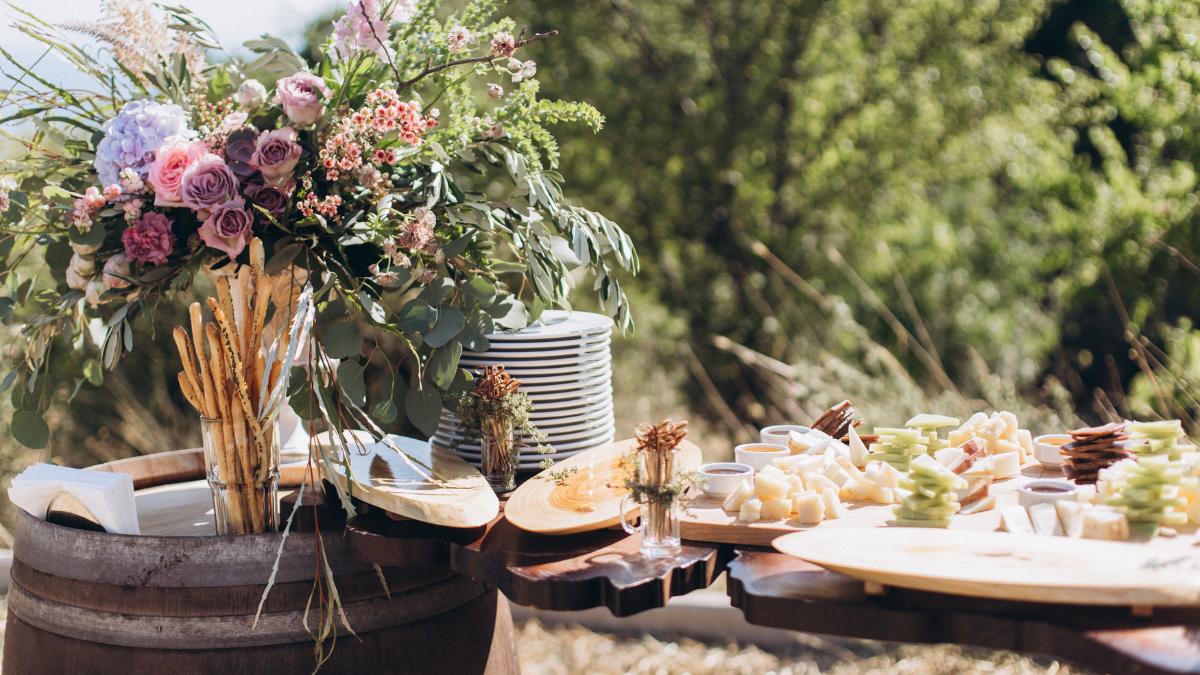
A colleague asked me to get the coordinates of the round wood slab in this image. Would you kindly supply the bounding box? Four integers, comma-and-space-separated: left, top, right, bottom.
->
774, 527, 1200, 607
504, 438, 703, 535
318, 432, 499, 529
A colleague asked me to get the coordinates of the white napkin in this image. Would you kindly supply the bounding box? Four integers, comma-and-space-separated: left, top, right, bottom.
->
8, 464, 139, 535
278, 404, 311, 464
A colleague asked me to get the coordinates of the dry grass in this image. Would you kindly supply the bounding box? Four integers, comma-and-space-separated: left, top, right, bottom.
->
515, 619, 1088, 675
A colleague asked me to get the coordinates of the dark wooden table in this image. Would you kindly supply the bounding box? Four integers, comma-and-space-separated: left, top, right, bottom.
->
306, 483, 1200, 672
726, 549, 1200, 674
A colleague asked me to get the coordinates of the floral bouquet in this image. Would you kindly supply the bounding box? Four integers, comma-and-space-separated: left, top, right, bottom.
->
0, 0, 637, 508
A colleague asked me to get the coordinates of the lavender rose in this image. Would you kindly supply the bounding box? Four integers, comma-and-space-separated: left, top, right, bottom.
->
250, 127, 302, 186
122, 211, 175, 266
181, 154, 238, 211
244, 182, 291, 217
224, 128, 259, 179
199, 197, 253, 259
276, 72, 330, 126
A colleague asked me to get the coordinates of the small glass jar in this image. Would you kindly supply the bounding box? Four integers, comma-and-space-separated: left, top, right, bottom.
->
480, 416, 518, 493
200, 417, 280, 535
620, 488, 682, 557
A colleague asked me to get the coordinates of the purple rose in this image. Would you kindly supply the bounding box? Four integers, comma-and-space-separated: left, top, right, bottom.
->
250, 127, 302, 186
276, 72, 330, 126
121, 212, 175, 266
199, 197, 253, 260
244, 182, 291, 217
180, 154, 238, 211
224, 128, 259, 179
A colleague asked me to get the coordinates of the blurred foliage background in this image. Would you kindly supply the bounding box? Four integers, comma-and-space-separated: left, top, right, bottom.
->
5, 0, 1200, 511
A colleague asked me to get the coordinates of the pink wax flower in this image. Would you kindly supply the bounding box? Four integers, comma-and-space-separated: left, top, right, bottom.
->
490, 31, 518, 58
122, 211, 175, 266
148, 136, 207, 207
180, 154, 238, 211
250, 127, 302, 186
276, 72, 331, 126
199, 197, 253, 259
103, 184, 122, 201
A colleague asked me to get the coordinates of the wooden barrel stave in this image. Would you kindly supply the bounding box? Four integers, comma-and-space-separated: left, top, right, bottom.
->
4, 590, 518, 675
4, 453, 519, 674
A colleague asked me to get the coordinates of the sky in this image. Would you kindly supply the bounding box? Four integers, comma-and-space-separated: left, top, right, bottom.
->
1, 0, 344, 90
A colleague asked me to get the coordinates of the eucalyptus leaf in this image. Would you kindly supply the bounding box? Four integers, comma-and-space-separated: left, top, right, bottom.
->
404, 383, 442, 436
428, 341, 462, 389
319, 320, 363, 359
335, 360, 366, 407
11, 409, 49, 449
395, 300, 437, 333
417, 276, 455, 305
425, 307, 464, 348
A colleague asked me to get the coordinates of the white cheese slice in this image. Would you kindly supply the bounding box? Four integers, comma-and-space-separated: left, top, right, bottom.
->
793, 492, 824, 524
1029, 502, 1063, 536
821, 487, 842, 519
754, 469, 788, 501
1000, 505, 1034, 534
722, 481, 754, 513
1081, 507, 1129, 541
847, 426, 870, 468
760, 497, 791, 521
1055, 500, 1085, 538
991, 452, 1020, 479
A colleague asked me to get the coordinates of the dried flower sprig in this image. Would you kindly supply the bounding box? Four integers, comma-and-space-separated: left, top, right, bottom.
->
473, 365, 523, 400
452, 365, 550, 452
626, 418, 693, 507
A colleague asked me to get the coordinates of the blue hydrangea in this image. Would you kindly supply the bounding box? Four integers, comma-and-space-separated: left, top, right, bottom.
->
94, 100, 194, 187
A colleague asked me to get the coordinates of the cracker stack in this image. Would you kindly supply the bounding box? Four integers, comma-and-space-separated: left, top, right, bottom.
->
1061, 422, 1130, 484
812, 400, 861, 439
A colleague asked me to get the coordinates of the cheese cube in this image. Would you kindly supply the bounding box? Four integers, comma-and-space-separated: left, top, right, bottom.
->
1029, 503, 1063, 536
738, 498, 763, 523
1081, 507, 1130, 541
760, 498, 791, 521
991, 452, 1020, 479
806, 473, 838, 494
821, 487, 842, 519
822, 462, 849, 487
1074, 483, 1097, 504
787, 431, 830, 456
754, 468, 788, 502
722, 481, 754, 513
1000, 505, 1034, 534
793, 492, 825, 524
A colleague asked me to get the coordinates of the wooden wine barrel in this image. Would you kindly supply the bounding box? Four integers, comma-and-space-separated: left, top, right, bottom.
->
3, 450, 519, 674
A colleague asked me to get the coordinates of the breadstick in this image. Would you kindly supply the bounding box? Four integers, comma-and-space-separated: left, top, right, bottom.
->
188, 303, 217, 418
210, 298, 267, 470
171, 327, 204, 407
177, 371, 201, 412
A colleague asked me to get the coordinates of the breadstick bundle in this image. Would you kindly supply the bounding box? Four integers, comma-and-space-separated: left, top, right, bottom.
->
173, 238, 316, 534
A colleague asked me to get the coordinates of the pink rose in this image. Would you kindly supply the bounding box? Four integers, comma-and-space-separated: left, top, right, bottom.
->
199, 197, 253, 259
181, 154, 238, 211
122, 212, 175, 266
250, 127, 302, 186
276, 72, 330, 126
148, 137, 207, 207
102, 254, 132, 289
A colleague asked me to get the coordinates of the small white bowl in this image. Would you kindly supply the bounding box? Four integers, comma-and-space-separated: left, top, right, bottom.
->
1034, 434, 1071, 467
697, 462, 754, 498
734, 443, 790, 471
1018, 479, 1077, 508
760, 424, 812, 446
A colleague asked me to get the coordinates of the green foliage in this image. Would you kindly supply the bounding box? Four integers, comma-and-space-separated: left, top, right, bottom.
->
516, 0, 1200, 433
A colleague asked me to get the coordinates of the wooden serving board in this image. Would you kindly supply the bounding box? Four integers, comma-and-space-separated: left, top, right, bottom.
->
680, 464, 1069, 546
505, 438, 703, 535
318, 432, 499, 529
772, 527, 1200, 606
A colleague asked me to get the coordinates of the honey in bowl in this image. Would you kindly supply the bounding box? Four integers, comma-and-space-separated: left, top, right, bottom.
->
706, 468, 748, 475
742, 444, 784, 452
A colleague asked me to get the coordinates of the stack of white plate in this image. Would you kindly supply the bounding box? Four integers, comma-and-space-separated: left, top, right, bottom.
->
433, 311, 615, 470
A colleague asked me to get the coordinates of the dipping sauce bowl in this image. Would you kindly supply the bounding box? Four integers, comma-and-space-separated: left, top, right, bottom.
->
734, 443, 790, 471
697, 462, 754, 498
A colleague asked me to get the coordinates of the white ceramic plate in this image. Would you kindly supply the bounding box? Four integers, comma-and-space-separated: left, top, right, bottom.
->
434, 422, 616, 447
446, 431, 616, 456
470, 334, 611, 352
481, 310, 613, 341
461, 341, 611, 360
463, 361, 612, 377
438, 413, 615, 437
460, 354, 612, 370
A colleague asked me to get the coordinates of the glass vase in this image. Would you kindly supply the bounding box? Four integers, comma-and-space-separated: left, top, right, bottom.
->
480, 417, 518, 493
201, 417, 280, 535
620, 490, 681, 557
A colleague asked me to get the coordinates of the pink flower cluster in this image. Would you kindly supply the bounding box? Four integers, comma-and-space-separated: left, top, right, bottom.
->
71, 186, 114, 231
319, 88, 438, 182
298, 192, 343, 219
331, 0, 392, 62
121, 212, 175, 266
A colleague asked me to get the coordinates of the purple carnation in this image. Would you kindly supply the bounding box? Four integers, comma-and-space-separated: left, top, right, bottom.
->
95, 100, 193, 187
181, 154, 238, 211
121, 211, 175, 266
